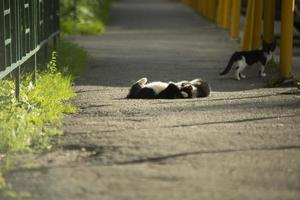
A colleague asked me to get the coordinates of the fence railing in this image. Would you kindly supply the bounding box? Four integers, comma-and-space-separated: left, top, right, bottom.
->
0, 0, 60, 100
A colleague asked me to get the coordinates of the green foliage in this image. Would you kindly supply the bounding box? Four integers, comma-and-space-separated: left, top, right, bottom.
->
0, 59, 75, 153
0, 172, 6, 189
0, 39, 88, 153
56, 39, 89, 78
60, 0, 112, 35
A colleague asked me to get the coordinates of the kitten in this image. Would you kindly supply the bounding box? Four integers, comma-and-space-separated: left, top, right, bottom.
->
219, 41, 276, 80
126, 77, 210, 99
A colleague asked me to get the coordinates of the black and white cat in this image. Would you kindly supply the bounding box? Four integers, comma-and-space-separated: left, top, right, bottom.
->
219, 40, 276, 80
126, 77, 210, 99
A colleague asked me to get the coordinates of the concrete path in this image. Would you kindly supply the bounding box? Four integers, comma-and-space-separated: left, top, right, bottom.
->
2, 0, 300, 199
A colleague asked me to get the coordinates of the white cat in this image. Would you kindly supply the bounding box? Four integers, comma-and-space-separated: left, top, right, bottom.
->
220, 41, 276, 80
127, 77, 210, 99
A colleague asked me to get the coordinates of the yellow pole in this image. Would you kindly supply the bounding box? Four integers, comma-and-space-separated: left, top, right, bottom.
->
280, 0, 294, 79
263, 0, 275, 43
204, 0, 209, 18
200, 0, 205, 15
241, 0, 255, 50
211, 0, 218, 21
207, 0, 212, 19
217, 0, 225, 26
182, 0, 191, 6
230, 0, 241, 39
252, 0, 263, 49
222, 0, 232, 29
191, 0, 197, 9
197, 0, 203, 14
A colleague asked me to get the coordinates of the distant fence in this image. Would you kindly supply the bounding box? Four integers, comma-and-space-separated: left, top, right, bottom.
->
0, 0, 60, 100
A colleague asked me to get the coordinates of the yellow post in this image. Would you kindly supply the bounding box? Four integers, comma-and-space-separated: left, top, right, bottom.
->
280, 0, 294, 79
204, 0, 210, 17
193, 0, 200, 11
182, 0, 192, 6
198, 0, 203, 14
217, 0, 225, 26
222, 0, 232, 29
252, 0, 263, 49
200, 0, 205, 15
209, 0, 215, 21
263, 0, 275, 43
230, 0, 241, 38
207, 0, 217, 21
241, 0, 255, 50
212, 0, 218, 21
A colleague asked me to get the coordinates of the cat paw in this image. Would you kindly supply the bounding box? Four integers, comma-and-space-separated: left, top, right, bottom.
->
260, 73, 267, 77
240, 74, 246, 79
180, 91, 189, 98
136, 77, 147, 85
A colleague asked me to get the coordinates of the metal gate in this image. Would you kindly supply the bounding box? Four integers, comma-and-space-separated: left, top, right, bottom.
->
0, 0, 60, 100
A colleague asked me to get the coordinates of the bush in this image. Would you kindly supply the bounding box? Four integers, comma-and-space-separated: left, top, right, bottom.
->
0, 39, 88, 153
60, 0, 112, 35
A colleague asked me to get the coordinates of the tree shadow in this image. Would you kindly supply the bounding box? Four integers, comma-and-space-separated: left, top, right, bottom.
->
115, 144, 300, 166
165, 113, 300, 128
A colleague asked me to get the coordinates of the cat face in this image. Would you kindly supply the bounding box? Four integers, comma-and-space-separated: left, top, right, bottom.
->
262, 40, 276, 62
262, 40, 276, 54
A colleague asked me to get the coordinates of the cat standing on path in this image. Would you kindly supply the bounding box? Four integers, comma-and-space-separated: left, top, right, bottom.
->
219, 41, 276, 80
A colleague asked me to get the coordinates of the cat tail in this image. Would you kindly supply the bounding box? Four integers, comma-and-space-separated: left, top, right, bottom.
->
219, 53, 237, 75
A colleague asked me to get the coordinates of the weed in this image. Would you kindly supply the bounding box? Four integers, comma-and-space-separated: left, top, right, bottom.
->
0, 39, 87, 153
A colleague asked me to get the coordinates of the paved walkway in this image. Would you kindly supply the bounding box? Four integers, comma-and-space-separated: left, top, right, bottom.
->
2, 0, 300, 199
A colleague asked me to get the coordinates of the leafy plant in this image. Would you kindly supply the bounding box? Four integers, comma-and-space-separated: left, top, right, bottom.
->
0, 39, 87, 153
60, 0, 112, 35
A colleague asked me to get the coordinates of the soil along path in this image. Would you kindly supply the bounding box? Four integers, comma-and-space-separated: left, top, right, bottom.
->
2, 0, 300, 199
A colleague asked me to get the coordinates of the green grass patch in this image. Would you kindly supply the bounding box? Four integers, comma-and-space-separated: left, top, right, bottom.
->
60, 0, 112, 35
0, 39, 88, 154
56, 39, 89, 77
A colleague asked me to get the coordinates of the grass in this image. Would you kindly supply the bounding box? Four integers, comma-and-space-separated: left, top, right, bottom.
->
60, 0, 112, 35
0, 39, 88, 154
0, 37, 88, 199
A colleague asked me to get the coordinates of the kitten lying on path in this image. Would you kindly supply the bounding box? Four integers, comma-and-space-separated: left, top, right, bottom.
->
219, 41, 276, 80
127, 77, 210, 99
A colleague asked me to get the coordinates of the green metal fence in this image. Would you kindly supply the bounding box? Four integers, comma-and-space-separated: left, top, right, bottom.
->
0, 0, 60, 100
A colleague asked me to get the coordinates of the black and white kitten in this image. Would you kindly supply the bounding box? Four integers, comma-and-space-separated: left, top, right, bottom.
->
126, 77, 210, 99
219, 40, 276, 80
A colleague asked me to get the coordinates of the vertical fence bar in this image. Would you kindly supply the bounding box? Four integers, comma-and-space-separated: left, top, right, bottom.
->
54, 0, 59, 50
17, 0, 21, 67
33, 0, 37, 84
5, 0, 12, 68
15, 66, 20, 100
0, 1, 5, 71
43, 0, 48, 62
11, 0, 17, 64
